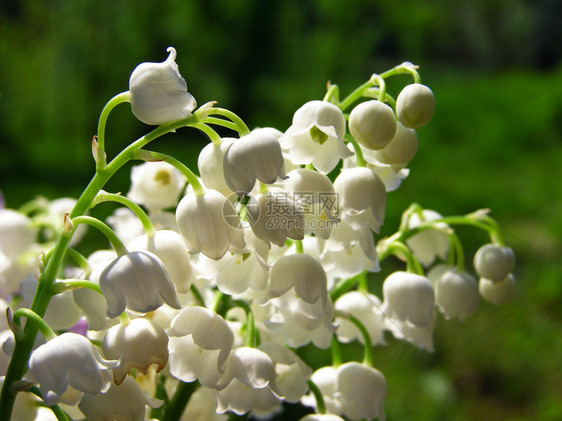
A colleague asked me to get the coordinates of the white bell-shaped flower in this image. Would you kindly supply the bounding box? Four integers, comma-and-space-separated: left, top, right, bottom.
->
396, 83, 435, 129
78, 375, 162, 421
405, 209, 450, 267
127, 229, 193, 294
280, 100, 353, 173
129, 47, 196, 125
28, 332, 119, 406
182, 386, 228, 421
384, 310, 436, 352
0, 208, 37, 257
479, 274, 516, 305
349, 100, 397, 150
168, 306, 235, 387
99, 250, 181, 318
102, 318, 169, 384
302, 362, 386, 421
334, 167, 386, 232
334, 291, 385, 346
473, 243, 516, 282
428, 265, 479, 320
373, 122, 418, 167
381, 271, 435, 327
216, 347, 283, 415
247, 189, 304, 248
223, 128, 287, 195
176, 188, 245, 260
259, 342, 312, 402
197, 138, 235, 196
127, 161, 186, 212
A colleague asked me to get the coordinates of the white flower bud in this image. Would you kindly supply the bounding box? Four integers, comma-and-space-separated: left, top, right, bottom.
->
197, 138, 235, 196
479, 274, 516, 305
29, 333, 119, 406
373, 122, 418, 166
382, 271, 435, 327
223, 128, 287, 195
473, 243, 516, 282
176, 189, 245, 260
349, 100, 397, 150
99, 250, 181, 318
334, 167, 386, 232
102, 318, 169, 384
428, 265, 479, 320
127, 161, 186, 212
396, 83, 435, 129
129, 47, 196, 125
0, 208, 36, 257
127, 230, 193, 294
78, 375, 162, 421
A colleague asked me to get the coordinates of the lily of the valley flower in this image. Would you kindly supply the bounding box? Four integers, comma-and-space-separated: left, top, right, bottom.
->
28, 333, 119, 406
479, 274, 516, 305
302, 362, 387, 421
373, 122, 418, 167
473, 243, 516, 282
127, 229, 193, 294
102, 318, 169, 385
334, 291, 385, 346
381, 271, 435, 327
396, 83, 435, 129
349, 100, 397, 150
223, 128, 287, 195
280, 100, 353, 174
405, 209, 450, 267
176, 188, 245, 260
198, 138, 235, 196
99, 250, 181, 318
129, 47, 196, 125
428, 265, 479, 320
127, 161, 186, 212
334, 167, 386, 233
78, 375, 163, 421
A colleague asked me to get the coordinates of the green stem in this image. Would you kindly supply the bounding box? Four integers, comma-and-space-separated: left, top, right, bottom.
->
72, 215, 128, 256
161, 380, 199, 421
52, 279, 103, 295
207, 108, 251, 136
135, 150, 204, 196
294, 240, 304, 254
194, 122, 223, 145
448, 232, 465, 270
64, 248, 91, 275
370, 74, 387, 102
150, 374, 168, 420
0, 112, 201, 421
96, 91, 131, 168
92, 191, 155, 237
330, 335, 342, 367
189, 284, 206, 307
345, 134, 366, 167
233, 300, 258, 348
323, 83, 340, 104
378, 240, 424, 275
336, 311, 374, 366
201, 116, 240, 133
307, 379, 327, 414
12, 308, 56, 341
29, 386, 71, 421
329, 271, 365, 301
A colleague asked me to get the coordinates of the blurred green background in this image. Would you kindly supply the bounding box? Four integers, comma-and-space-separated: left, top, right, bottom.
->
1, 0, 561, 420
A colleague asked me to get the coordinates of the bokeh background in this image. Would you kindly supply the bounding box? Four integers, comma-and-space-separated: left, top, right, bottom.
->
1, 0, 561, 420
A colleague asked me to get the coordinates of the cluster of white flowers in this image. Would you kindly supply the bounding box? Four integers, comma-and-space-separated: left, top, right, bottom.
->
0, 48, 516, 421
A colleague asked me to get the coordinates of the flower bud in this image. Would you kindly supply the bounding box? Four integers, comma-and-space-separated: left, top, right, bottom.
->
382, 271, 435, 327
473, 243, 516, 282
373, 122, 418, 166
129, 47, 196, 125
349, 100, 397, 150
99, 250, 181, 318
197, 138, 235, 196
428, 265, 479, 320
479, 274, 516, 305
396, 83, 435, 128
223, 128, 287, 195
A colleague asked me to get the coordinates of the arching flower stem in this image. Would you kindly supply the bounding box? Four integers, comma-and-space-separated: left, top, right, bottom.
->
206, 107, 251, 136
65, 247, 91, 275
51, 279, 102, 295
12, 308, 56, 341
330, 336, 342, 367
71, 215, 128, 257
91, 190, 156, 237
335, 311, 375, 367
96, 91, 132, 169
307, 379, 327, 414
378, 240, 424, 275
29, 386, 71, 421
344, 134, 366, 167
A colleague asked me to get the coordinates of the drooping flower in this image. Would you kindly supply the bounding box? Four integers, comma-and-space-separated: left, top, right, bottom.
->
78, 375, 162, 421
102, 318, 169, 384
127, 161, 186, 212
381, 271, 435, 327
223, 128, 287, 195
129, 47, 196, 125
372, 122, 418, 167
428, 265, 479, 320
28, 333, 119, 406
280, 100, 353, 174
176, 188, 245, 260
334, 290, 385, 346
99, 250, 181, 318
198, 138, 236, 196
405, 209, 450, 267
479, 274, 516, 305
127, 229, 194, 294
